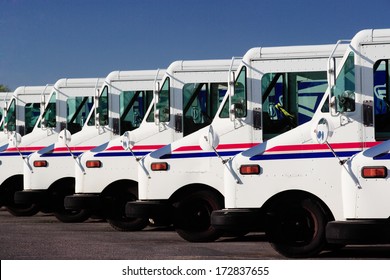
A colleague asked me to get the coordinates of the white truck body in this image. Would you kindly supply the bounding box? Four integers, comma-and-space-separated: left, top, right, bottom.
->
0, 78, 102, 216
126, 44, 347, 242
0, 87, 52, 146
17, 70, 163, 222
213, 28, 390, 257
65, 59, 238, 231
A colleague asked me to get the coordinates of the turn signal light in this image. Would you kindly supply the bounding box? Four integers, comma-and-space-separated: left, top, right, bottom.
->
86, 160, 102, 168
240, 164, 260, 175
151, 162, 168, 171
33, 160, 48, 167
361, 166, 387, 178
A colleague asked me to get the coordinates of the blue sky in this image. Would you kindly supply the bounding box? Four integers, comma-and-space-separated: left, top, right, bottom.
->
1, 0, 389, 90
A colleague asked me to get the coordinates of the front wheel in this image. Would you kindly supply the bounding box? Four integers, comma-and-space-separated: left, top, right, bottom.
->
6, 203, 40, 217
54, 209, 91, 223
106, 190, 148, 231
174, 190, 223, 242
266, 198, 328, 258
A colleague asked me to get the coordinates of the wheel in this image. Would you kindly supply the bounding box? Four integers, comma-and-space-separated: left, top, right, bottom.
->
106, 190, 149, 231
51, 181, 91, 223
2, 176, 40, 216
174, 190, 223, 242
266, 198, 328, 258
54, 209, 91, 223
6, 203, 40, 216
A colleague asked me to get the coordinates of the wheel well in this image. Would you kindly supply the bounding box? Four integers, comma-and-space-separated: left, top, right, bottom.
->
101, 179, 138, 197
48, 177, 76, 194
262, 190, 335, 222
169, 184, 224, 207
0, 174, 23, 204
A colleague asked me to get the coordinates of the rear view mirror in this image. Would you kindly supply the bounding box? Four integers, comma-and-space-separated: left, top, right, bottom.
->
121, 131, 135, 151
9, 132, 22, 148
58, 129, 72, 146
314, 118, 330, 144
199, 125, 220, 152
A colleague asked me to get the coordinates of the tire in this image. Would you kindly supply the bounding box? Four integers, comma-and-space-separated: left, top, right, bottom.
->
106, 190, 149, 231
51, 180, 91, 223
2, 176, 40, 216
54, 209, 91, 223
6, 203, 40, 217
266, 198, 327, 258
174, 190, 223, 242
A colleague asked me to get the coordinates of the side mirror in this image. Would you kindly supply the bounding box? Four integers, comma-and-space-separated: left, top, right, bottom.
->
199, 126, 220, 152
9, 132, 22, 148
313, 118, 330, 144
58, 129, 72, 146
338, 90, 355, 113
229, 71, 235, 97
121, 131, 134, 151
229, 103, 244, 121
154, 109, 160, 126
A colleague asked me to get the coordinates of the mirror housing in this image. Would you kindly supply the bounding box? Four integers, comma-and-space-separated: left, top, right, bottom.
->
9, 132, 22, 148
338, 90, 355, 113
58, 129, 72, 146
121, 131, 135, 151
199, 126, 220, 152
229, 71, 235, 97
313, 118, 330, 144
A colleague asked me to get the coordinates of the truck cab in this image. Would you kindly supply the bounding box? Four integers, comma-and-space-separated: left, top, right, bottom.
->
211, 28, 390, 258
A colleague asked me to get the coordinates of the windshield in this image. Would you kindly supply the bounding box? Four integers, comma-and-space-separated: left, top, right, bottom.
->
120, 90, 153, 134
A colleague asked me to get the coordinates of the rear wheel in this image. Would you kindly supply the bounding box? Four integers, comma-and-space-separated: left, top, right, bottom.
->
266, 198, 328, 258
174, 190, 223, 242
106, 190, 148, 231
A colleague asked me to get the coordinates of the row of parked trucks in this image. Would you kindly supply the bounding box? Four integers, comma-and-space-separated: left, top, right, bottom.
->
1, 28, 390, 258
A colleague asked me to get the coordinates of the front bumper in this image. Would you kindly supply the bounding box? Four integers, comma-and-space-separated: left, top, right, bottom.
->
64, 194, 101, 210
14, 190, 49, 205
211, 209, 265, 231
125, 200, 173, 220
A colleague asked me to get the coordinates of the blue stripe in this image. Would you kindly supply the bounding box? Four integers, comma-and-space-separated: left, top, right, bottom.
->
373, 153, 390, 160
0, 152, 31, 157
93, 151, 149, 157
41, 152, 83, 158
250, 151, 358, 161
160, 150, 243, 159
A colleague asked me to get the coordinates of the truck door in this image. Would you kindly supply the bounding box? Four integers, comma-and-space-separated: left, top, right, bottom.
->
355, 55, 390, 218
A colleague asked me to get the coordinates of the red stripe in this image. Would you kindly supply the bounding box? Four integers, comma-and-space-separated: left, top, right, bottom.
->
266, 141, 380, 153
53, 146, 97, 152
173, 143, 259, 152
6, 146, 46, 152
106, 145, 165, 151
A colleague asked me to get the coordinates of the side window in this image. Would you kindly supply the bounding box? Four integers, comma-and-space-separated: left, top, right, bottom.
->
120, 90, 153, 134
182, 82, 227, 136
332, 52, 355, 113
39, 92, 56, 128
219, 66, 247, 118
262, 71, 327, 140
374, 59, 390, 140
88, 86, 108, 126
5, 99, 16, 131
25, 102, 41, 134
67, 96, 94, 134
